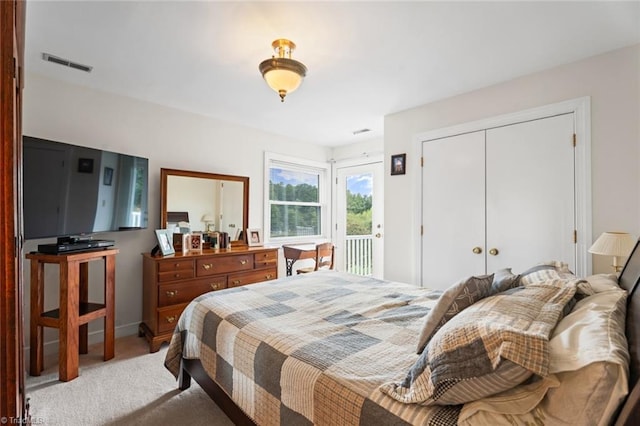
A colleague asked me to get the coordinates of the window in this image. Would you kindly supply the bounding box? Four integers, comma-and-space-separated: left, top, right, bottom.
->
265, 153, 329, 241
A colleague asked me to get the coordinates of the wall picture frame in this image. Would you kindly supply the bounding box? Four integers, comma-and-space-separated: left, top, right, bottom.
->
247, 228, 263, 247
155, 229, 175, 256
78, 157, 94, 174
391, 153, 406, 175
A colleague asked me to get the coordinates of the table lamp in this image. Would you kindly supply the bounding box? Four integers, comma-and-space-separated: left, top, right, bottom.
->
588, 232, 636, 273
201, 214, 215, 232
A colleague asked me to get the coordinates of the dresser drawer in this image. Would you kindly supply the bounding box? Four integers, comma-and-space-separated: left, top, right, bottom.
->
254, 251, 278, 269
158, 259, 194, 273
157, 303, 188, 333
196, 254, 253, 276
228, 267, 277, 288
158, 276, 227, 307
158, 269, 195, 283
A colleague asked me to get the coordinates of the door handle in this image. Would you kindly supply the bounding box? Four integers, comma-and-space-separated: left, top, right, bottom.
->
489, 248, 499, 256
375, 233, 382, 238
472, 246, 482, 254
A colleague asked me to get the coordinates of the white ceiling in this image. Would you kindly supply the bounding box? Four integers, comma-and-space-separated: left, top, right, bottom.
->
25, 1, 640, 147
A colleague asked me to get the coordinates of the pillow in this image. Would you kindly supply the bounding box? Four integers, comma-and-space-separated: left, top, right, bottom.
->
416, 270, 520, 354
458, 287, 629, 425
492, 268, 520, 293
415, 274, 494, 354
519, 261, 594, 299
458, 363, 624, 425
585, 273, 620, 293
518, 261, 574, 285
381, 279, 577, 406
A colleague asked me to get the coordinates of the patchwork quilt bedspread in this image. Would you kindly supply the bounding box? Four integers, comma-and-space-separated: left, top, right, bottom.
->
165, 270, 460, 425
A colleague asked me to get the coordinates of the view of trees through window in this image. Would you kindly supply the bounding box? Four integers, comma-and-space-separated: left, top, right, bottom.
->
346, 190, 372, 235
346, 173, 373, 235
269, 167, 321, 238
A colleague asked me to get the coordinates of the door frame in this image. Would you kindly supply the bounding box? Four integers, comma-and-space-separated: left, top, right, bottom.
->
414, 97, 591, 286
331, 154, 384, 276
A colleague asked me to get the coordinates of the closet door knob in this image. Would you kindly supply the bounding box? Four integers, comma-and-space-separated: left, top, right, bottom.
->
472, 247, 482, 254
489, 248, 499, 256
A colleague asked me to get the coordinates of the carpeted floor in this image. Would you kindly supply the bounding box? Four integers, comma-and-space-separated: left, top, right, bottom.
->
25, 334, 234, 425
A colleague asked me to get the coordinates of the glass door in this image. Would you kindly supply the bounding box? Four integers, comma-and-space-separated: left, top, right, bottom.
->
335, 161, 384, 277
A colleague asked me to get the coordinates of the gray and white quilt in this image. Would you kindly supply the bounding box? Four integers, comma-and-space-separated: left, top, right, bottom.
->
165, 270, 460, 425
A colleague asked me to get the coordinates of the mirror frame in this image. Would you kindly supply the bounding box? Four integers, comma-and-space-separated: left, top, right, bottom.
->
160, 168, 249, 243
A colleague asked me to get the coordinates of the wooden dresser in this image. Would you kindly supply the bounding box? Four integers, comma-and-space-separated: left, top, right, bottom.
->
140, 246, 278, 352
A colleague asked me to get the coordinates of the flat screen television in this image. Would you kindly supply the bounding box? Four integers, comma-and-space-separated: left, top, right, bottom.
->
23, 136, 149, 240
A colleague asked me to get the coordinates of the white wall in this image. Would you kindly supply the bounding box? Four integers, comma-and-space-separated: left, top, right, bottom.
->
384, 44, 640, 285
22, 73, 330, 353
330, 137, 383, 162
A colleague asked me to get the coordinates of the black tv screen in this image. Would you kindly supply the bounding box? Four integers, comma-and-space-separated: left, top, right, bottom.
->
23, 136, 149, 240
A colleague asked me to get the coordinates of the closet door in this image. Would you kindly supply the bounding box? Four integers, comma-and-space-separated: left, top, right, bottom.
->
485, 113, 575, 273
422, 131, 486, 290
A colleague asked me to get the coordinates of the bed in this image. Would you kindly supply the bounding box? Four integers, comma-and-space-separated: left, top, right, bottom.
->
165, 240, 640, 425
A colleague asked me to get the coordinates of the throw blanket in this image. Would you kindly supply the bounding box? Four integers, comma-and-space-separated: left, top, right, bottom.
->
165, 270, 460, 425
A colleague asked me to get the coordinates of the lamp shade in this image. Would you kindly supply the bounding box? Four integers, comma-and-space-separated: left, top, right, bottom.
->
588, 232, 635, 257
262, 66, 304, 95
201, 214, 214, 222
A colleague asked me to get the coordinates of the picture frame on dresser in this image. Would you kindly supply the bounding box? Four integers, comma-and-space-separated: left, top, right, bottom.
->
154, 229, 175, 256
189, 232, 203, 254
247, 228, 263, 247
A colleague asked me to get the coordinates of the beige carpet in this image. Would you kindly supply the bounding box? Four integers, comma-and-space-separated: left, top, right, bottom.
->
26, 334, 234, 425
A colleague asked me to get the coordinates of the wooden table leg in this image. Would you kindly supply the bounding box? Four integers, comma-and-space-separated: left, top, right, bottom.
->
103, 254, 115, 361
29, 260, 44, 376
79, 262, 89, 355
59, 260, 80, 382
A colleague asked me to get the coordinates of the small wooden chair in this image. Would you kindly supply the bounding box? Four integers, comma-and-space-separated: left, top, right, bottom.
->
296, 242, 334, 274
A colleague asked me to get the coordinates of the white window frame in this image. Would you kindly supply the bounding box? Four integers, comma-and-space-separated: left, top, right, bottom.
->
264, 152, 331, 244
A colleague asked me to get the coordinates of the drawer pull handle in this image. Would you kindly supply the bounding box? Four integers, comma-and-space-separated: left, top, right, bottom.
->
265, 274, 273, 279
202, 264, 212, 270
210, 283, 220, 290
174, 273, 181, 278
240, 260, 247, 265
166, 290, 178, 298
165, 315, 177, 324
174, 263, 180, 268
232, 280, 241, 285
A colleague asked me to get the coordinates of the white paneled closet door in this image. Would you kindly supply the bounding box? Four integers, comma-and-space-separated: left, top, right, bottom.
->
422, 131, 486, 289
421, 113, 576, 290
486, 113, 575, 274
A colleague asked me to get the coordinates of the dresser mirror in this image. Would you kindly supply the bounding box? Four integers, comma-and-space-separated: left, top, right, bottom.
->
160, 168, 249, 243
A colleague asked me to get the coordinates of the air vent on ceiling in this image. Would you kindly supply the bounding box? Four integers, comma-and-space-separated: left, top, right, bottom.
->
352, 128, 371, 135
42, 53, 93, 73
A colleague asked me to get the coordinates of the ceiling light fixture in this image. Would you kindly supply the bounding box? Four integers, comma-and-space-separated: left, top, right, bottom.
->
259, 39, 307, 102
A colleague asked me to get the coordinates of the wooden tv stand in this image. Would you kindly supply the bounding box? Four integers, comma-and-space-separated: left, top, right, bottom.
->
27, 248, 118, 382
140, 246, 278, 352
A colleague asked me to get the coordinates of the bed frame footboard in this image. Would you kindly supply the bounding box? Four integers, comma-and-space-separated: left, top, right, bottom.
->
180, 358, 255, 425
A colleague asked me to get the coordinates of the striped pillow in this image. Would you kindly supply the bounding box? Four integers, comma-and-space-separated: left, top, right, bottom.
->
416, 269, 519, 354
382, 278, 578, 406
415, 274, 494, 354
518, 261, 573, 285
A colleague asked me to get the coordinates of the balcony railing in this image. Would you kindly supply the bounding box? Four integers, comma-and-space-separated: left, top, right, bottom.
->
345, 235, 373, 276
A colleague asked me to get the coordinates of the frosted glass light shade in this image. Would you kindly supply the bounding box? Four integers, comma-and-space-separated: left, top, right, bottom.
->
263, 68, 303, 95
